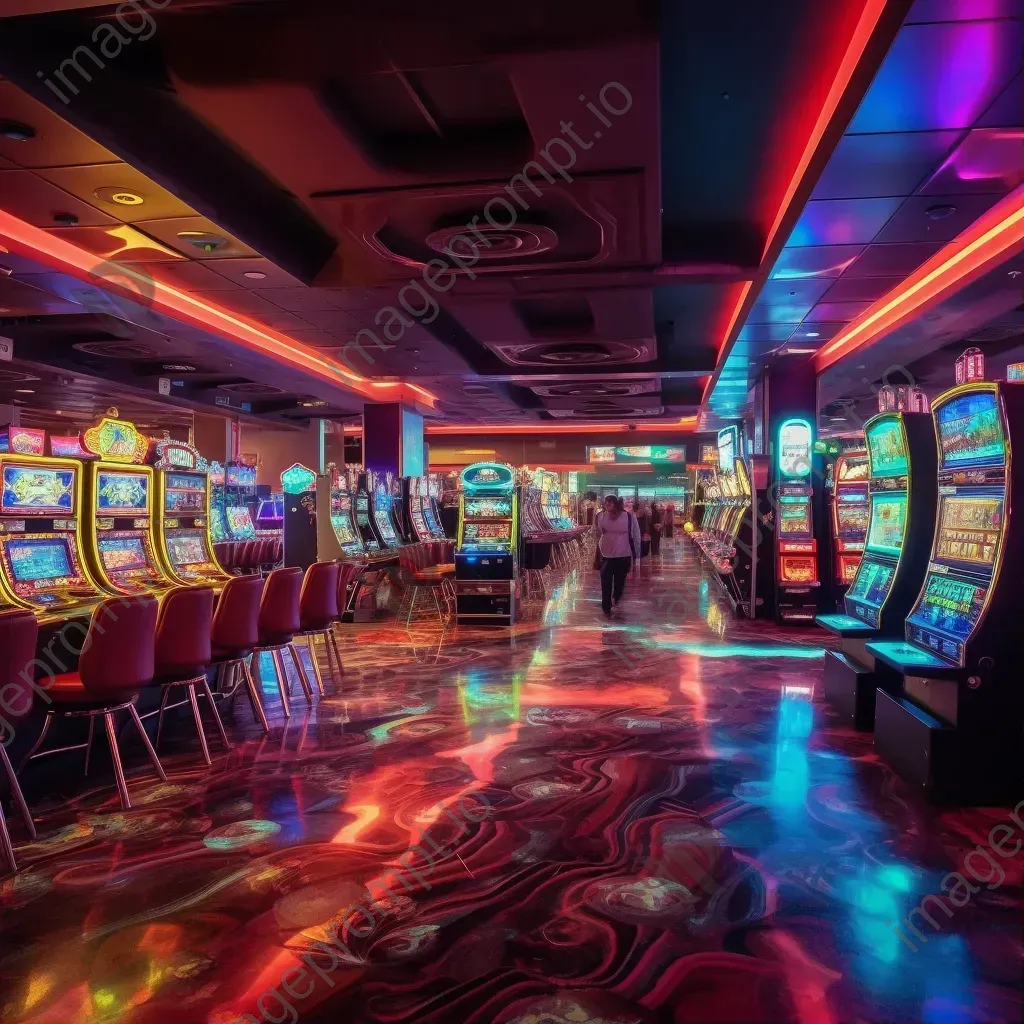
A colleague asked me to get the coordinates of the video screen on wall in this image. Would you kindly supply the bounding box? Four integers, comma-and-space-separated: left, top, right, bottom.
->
96, 471, 149, 514
2, 466, 75, 513
8, 538, 73, 583
934, 496, 1001, 566
936, 392, 1004, 468
836, 497, 869, 540
866, 493, 906, 555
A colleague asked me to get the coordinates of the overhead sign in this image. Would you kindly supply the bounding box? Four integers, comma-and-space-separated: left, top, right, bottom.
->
0, 337, 13, 362
586, 445, 686, 464
82, 413, 150, 464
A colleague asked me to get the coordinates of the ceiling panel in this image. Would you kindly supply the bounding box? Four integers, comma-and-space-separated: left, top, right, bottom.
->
918, 128, 1024, 194
789, 322, 844, 342
746, 302, 816, 325
133, 217, 261, 261
874, 192, 1004, 242
810, 130, 962, 199
809, 300, 874, 322
906, 0, 1024, 21
820, 276, 904, 302
120, 260, 243, 291
737, 323, 797, 342
769, 244, 866, 279
787, 198, 903, 247
848, 20, 1023, 133
978, 70, 1024, 127
36, 163, 197, 222
0, 169, 117, 227
255, 288, 345, 312
843, 241, 945, 277
206, 257, 306, 288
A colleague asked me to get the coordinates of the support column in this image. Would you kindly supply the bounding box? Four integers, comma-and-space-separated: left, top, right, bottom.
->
363, 403, 424, 478
0, 405, 21, 428
193, 413, 233, 466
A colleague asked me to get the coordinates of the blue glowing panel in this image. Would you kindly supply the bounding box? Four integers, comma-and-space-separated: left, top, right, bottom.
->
746, 303, 814, 325
843, 242, 944, 278
820, 277, 903, 303
789, 323, 842, 342
2, 466, 74, 513
849, 21, 1024, 132
8, 538, 72, 582
787, 198, 903, 247
919, 129, 1024, 195
908, 572, 986, 640
876, 192, 1003, 243
770, 244, 866, 280
811, 130, 962, 200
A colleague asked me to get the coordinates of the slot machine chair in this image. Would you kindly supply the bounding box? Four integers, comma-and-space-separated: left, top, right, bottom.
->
252, 568, 315, 718
210, 575, 270, 734
0, 610, 39, 873
18, 597, 167, 812
144, 586, 231, 767
297, 561, 344, 695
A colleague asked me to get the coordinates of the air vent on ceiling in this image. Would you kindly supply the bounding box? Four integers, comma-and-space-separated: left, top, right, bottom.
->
219, 382, 286, 395
72, 341, 163, 359
493, 340, 653, 368
531, 380, 653, 397
963, 325, 1022, 343
0, 369, 40, 383
462, 384, 493, 396
425, 221, 558, 261
548, 405, 664, 419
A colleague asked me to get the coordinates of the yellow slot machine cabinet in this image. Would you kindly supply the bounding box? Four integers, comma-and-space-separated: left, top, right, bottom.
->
151, 438, 231, 588
0, 429, 108, 622
81, 413, 178, 597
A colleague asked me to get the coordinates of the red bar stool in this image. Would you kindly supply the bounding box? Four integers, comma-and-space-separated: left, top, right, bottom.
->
298, 561, 342, 695
211, 575, 269, 733
253, 567, 312, 717
19, 597, 165, 811
143, 586, 230, 766
0, 610, 38, 873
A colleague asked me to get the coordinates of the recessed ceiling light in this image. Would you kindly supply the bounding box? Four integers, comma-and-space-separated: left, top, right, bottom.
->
53, 212, 79, 226
0, 121, 35, 141
805, 331, 820, 338
94, 186, 145, 206
177, 231, 228, 253
243, 271, 267, 280
14, 388, 34, 393
925, 204, 956, 221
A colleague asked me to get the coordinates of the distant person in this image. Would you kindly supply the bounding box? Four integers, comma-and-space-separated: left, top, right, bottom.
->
664, 502, 675, 539
633, 501, 651, 559
593, 495, 642, 617
650, 501, 662, 556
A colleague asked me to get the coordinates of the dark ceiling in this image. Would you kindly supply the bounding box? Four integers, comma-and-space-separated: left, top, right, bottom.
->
0, 0, 914, 429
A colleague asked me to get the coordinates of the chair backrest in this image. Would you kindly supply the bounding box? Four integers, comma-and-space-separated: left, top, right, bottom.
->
258, 567, 303, 638
0, 609, 39, 724
155, 586, 214, 676
211, 574, 264, 652
300, 561, 340, 627
79, 596, 158, 696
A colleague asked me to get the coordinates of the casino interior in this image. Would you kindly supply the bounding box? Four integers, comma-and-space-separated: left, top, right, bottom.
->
0, 2, 1021, 1022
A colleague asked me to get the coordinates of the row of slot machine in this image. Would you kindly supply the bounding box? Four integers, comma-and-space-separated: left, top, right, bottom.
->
0, 413, 230, 627
207, 463, 284, 543
519, 468, 577, 534
319, 467, 448, 560
817, 359, 1023, 804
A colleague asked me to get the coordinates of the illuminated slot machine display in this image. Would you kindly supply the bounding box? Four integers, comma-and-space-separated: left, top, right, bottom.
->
831, 450, 869, 594
330, 488, 364, 556
816, 411, 937, 728
0, 440, 108, 621
425, 474, 447, 538
354, 472, 380, 552
224, 462, 257, 540
151, 439, 231, 588
82, 414, 177, 597
868, 374, 1024, 803
207, 461, 228, 543
773, 418, 819, 624
405, 476, 431, 542
455, 462, 518, 624
372, 472, 402, 550
255, 493, 284, 537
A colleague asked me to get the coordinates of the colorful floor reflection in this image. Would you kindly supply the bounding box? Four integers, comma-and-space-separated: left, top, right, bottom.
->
1, 542, 1020, 1024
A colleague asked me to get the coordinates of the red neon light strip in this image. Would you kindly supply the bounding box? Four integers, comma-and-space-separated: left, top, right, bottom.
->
0, 211, 437, 409
816, 186, 1024, 372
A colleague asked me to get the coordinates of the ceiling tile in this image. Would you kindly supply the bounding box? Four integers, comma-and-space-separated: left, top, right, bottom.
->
0, 82, 115, 168
756, 278, 834, 305
255, 287, 343, 312
789, 323, 844, 342
300, 308, 363, 331
809, 300, 874, 322
194, 290, 284, 318
133, 217, 260, 261
285, 328, 348, 349
811, 131, 962, 200
821, 276, 904, 302
737, 323, 797, 343
0, 169, 117, 228
253, 310, 312, 332
907, 0, 1024, 21
770, 244, 866, 279
207, 258, 304, 289
844, 241, 946, 277
848, 20, 1024, 133
918, 128, 1024, 194
875, 192, 1004, 243
46, 224, 185, 262
35, 163, 196, 222
746, 302, 813, 325
978, 70, 1024, 127
120, 261, 242, 291
787, 198, 903, 247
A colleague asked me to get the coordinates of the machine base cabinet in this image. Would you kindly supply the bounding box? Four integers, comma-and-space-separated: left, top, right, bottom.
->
456, 583, 515, 624
823, 651, 880, 730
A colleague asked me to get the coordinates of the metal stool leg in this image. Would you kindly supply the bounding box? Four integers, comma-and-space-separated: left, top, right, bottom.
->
270, 648, 292, 717
0, 745, 34, 840
306, 635, 327, 696
83, 715, 96, 778
104, 712, 132, 810
242, 657, 270, 733
128, 703, 167, 783
0, 806, 16, 875
17, 713, 53, 775
288, 644, 314, 701
155, 684, 173, 749
201, 679, 232, 750
328, 630, 344, 682
187, 683, 212, 766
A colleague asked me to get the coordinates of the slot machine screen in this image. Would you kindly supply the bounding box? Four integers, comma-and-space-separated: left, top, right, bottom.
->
866, 493, 906, 555
167, 535, 207, 566
835, 491, 869, 540
164, 472, 206, 512
463, 523, 511, 544
226, 506, 256, 539
778, 498, 811, 536
936, 391, 1004, 469
2, 466, 75, 513
934, 496, 1001, 566
908, 572, 986, 641
373, 492, 397, 541
8, 538, 72, 582
779, 556, 816, 583
99, 536, 148, 572
331, 517, 357, 545
866, 417, 908, 478
97, 471, 149, 515
465, 497, 512, 519
847, 558, 895, 609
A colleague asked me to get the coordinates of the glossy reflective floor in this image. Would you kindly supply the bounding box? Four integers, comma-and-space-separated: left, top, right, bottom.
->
1, 541, 1021, 1024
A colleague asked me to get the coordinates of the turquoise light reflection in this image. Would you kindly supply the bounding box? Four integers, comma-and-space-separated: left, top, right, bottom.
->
654, 641, 825, 660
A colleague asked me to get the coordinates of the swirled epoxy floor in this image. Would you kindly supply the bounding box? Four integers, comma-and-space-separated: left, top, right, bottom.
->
1, 541, 1020, 1024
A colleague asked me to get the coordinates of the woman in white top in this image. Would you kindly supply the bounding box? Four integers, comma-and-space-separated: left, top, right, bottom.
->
593, 495, 642, 617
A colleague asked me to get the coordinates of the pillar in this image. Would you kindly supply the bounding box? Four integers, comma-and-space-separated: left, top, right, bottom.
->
363, 403, 424, 478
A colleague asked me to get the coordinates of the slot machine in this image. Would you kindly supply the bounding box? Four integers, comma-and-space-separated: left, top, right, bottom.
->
772, 418, 819, 624
392, 476, 416, 543
224, 462, 257, 540
0, 441, 108, 621
455, 462, 518, 625
207, 462, 228, 543
151, 438, 231, 588
830, 450, 870, 597
425, 474, 448, 539
81, 414, 177, 597
816, 411, 938, 728
316, 468, 364, 561
371, 471, 402, 550
255, 493, 284, 538
280, 463, 318, 571
354, 472, 380, 552
868, 377, 1024, 803
404, 476, 430, 542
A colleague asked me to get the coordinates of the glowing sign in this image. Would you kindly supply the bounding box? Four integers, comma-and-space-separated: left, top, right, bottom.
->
587, 445, 686, 464
1007, 362, 1024, 381
152, 438, 203, 471
717, 427, 738, 473
83, 414, 149, 464
281, 463, 317, 494
777, 419, 812, 479
955, 346, 984, 385
0, 427, 45, 455
49, 434, 90, 458
461, 462, 514, 492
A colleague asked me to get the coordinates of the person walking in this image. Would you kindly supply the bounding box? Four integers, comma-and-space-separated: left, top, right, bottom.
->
649, 501, 662, 556
664, 502, 675, 539
593, 495, 642, 617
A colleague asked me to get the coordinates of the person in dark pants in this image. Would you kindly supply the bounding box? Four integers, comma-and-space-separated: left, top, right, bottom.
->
649, 501, 662, 556
593, 495, 642, 617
